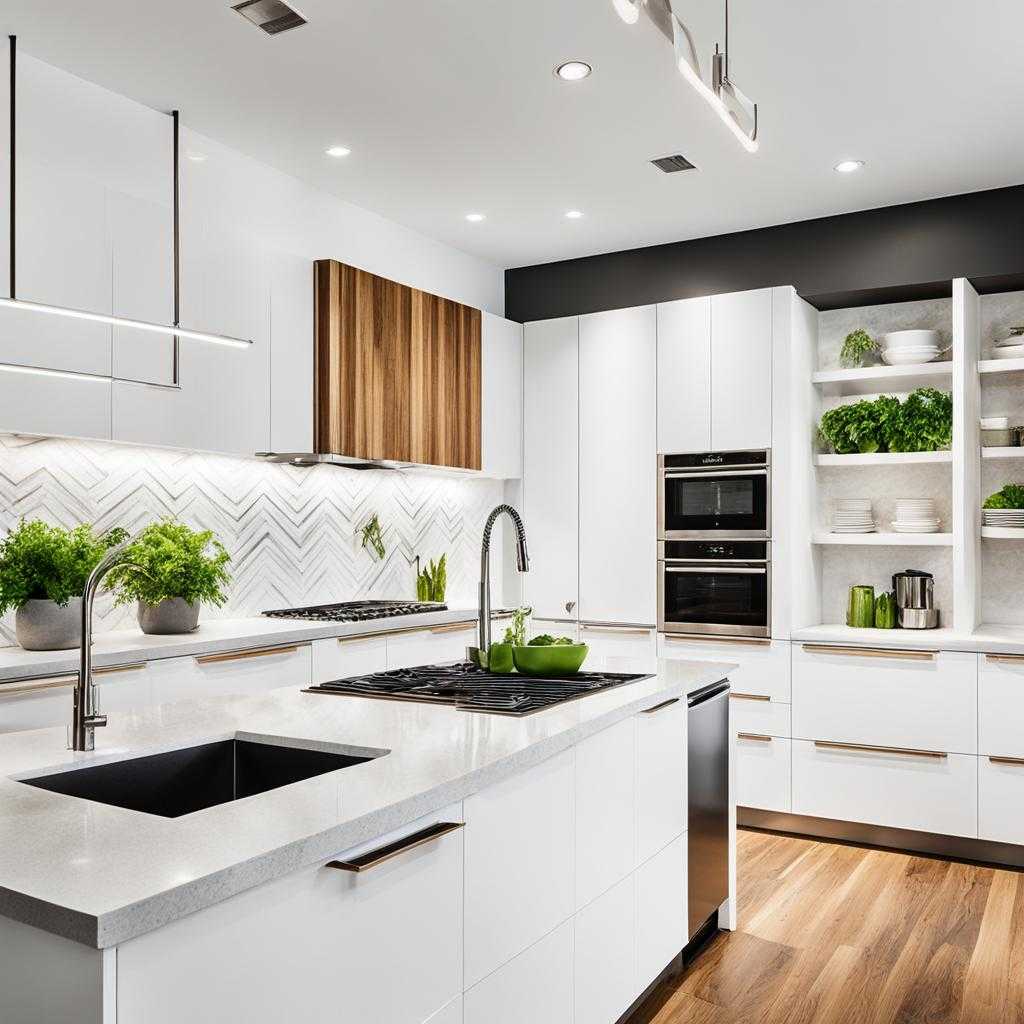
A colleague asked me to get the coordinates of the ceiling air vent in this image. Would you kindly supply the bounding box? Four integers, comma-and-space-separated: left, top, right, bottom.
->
232, 0, 307, 35
651, 154, 697, 173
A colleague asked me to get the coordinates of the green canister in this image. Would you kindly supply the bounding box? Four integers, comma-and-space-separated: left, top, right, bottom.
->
874, 591, 899, 629
846, 585, 876, 628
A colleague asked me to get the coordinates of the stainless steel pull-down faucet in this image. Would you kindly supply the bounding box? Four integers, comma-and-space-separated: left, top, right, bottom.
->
475, 504, 529, 661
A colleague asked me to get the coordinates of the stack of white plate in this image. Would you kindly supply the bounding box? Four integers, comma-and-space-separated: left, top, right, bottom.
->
880, 329, 944, 366
983, 508, 1024, 529
832, 499, 875, 533
992, 333, 1024, 361
891, 498, 941, 533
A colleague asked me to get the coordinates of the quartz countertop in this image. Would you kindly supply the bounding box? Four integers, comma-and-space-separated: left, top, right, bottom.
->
0, 654, 732, 950
792, 622, 1024, 654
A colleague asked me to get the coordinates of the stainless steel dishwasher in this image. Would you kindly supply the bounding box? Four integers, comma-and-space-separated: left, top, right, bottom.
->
687, 678, 731, 940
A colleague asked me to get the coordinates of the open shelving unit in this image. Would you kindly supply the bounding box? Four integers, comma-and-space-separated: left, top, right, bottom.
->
811, 532, 954, 547
811, 361, 953, 397
814, 451, 952, 467
981, 527, 1024, 540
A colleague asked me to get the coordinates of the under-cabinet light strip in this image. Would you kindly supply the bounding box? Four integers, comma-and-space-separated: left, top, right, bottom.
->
0, 361, 111, 384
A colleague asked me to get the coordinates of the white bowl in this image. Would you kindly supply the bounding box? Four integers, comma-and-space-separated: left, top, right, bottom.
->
883, 330, 942, 350
992, 344, 1024, 360
881, 349, 941, 366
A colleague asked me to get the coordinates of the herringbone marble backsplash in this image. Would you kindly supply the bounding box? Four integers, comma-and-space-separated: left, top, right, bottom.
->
0, 434, 510, 634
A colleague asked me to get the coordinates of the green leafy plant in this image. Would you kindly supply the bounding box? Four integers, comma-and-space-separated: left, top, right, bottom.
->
502, 606, 532, 646
528, 634, 576, 646
416, 554, 447, 602
984, 484, 1024, 510
839, 328, 878, 368
817, 388, 952, 455
0, 520, 128, 614
360, 514, 386, 561
105, 520, 231, 608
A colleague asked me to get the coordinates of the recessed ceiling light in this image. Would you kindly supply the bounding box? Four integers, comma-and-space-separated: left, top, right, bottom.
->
554, 60, 593, 82
465, 213, 486, 223
325, 145, 351, 158
565, 210, 584, 219
834, 159, 865, 174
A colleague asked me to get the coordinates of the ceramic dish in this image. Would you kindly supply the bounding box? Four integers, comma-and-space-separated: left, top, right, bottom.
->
882, 330, 942, 349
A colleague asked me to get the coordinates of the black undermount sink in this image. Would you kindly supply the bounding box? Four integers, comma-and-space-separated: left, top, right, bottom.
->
20, 737, 379, 818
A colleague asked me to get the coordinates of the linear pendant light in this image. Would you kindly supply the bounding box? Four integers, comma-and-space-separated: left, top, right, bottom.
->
0, 35, 252, 387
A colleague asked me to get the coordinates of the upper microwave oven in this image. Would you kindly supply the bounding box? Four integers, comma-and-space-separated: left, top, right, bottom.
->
658, 450, 771, 540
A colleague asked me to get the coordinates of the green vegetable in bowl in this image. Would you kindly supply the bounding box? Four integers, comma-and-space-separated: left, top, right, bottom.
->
528, 634, 576, 646
984, 484, 1024, 510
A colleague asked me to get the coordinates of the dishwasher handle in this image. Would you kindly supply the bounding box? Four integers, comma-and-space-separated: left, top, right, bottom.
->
687, 679, 730, 708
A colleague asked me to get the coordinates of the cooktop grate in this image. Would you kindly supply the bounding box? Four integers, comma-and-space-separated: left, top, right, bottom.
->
263, 600, 447, 623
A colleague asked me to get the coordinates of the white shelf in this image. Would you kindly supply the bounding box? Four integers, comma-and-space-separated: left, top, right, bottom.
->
982, 447, 1024, 459
812, 532, 953, 547
812, 362, 953, 397
982, 527, 1024, 539
815, 451, 952, 467
980, 357, 1024, 375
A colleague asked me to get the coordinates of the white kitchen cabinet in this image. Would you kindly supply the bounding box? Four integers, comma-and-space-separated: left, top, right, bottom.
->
573, 873, 637, 1024
636, 835, 686, 989
116, 803, 464, 1024
657, 297, 711, 454
657, 636, 790, 702
386, 622, 477, 670
464, 750, 574, 988
730, 695, 791, 739
791, 738, 977, 838
311, 634, 388, 684
464, 922, 572, 1024
575, 716, 637, 910
978, 653, 1024, 758
579, 305, 657, 625
636, 695, 687, 864
792, 646, 977, 754
523, 317, 579, 621
736, 734, 791, 812
979, 755, 1024, 845
0, 371, 111, 441
710, 289, 772, 451
532, 618, 579, 642
579, 623, 657, 663
482, 313, 524, 479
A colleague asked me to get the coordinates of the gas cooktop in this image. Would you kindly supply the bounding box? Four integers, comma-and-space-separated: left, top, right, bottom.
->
263, 600, 447, 623
304, 662, 653, 717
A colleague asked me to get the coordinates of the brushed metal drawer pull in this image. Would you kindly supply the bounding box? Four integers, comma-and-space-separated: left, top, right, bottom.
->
989, 755, 1024, 767
581, 624, 652, 637
801, 644, 935, 662
730, 692, 771, 702
738, 732, 773, 742
196, 644, 305, 666
985, 654, 1024, 665
814, 739, 947, 759
0, 674, 78, 697
94, 662, 147, 676
664, 634, 771, 647
641, 697, 680, 715
429, 622, 476, 635
326, 821, 464, 873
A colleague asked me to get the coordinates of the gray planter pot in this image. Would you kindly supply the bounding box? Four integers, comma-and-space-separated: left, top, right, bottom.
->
137, 598, 201, 636
15, 598, 82, 651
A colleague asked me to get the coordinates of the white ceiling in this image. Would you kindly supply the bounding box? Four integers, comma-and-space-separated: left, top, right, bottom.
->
4, 0, 1024, 270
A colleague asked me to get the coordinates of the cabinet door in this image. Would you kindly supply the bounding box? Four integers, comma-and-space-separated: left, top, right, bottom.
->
523, 318, 579, 621
736, 734, 791, 812
311, 635, 388, 684
637, 835, 686, 990
386, 622, 477, 670
710, 289, 772, 450
269, 249, 314, 454
637, 696, 687, 864
579, 624, 657, 664
657, 297, 711, 453
464, 750, 574, 988
481, 313, 524, 479
579, 306, 656, 625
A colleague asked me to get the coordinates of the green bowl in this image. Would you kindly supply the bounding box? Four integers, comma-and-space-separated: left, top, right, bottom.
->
511, 644, 589, 677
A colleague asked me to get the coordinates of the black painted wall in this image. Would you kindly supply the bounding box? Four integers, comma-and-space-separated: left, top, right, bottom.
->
504, 184, 1024, 322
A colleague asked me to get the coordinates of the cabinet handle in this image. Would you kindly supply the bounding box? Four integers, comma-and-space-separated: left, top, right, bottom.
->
985, 654, 1024, 665
738, 732, 773, 742
664, 634, 771, 647
94, 662, 147, 676
641, 697, 680, 715
565, 601, 576, 614
0, 662, 147, 698
730, 692, 770, 702
801, 644, 935, 662
989, 755, 1024, 766
326, 821, 464, 873
429, 622, 476, 635
196, 644, 305, 666
581, 624, 652, 637
814, 739, 946, 759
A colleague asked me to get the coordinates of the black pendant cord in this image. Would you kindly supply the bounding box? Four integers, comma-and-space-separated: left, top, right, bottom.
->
9, 34, 15, 301
171, 108, 180, 383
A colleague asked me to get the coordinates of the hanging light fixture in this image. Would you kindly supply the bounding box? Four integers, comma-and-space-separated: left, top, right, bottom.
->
1, 36, 252, 386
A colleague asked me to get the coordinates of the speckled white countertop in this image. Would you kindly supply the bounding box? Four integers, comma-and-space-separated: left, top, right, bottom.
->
0, 654, 732, 950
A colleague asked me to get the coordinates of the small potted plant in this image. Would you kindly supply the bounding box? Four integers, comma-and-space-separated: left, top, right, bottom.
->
106, 520, 231, 635
0, 520, 128, 650
839, 328, 878, 368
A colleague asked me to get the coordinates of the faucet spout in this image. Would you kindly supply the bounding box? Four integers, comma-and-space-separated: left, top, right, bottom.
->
477, 504, 529, 658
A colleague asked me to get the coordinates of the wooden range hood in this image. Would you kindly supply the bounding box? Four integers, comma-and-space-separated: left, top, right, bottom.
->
313, 260, 482, 470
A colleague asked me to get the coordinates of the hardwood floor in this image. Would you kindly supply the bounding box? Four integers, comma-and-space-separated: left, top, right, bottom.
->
632, 828, 1024, 1024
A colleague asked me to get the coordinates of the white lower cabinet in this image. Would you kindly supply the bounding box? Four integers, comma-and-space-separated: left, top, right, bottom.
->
657, 637, 790, 703
791, 738, 977, 838
464, 922, 572, 1024
579, 624, 657, 663
978, 653, 1024, 759
573, 873, 638, 1024
386, 623, 478, 670
730, 695, 791, 739
116, 804, 464, 1024
636, 696, 687, 863
736, 734, 791, 812
979, 755, 1024, 845
463, 750, 574, 989
636, 835, 687, 989
311, 634, 388, 684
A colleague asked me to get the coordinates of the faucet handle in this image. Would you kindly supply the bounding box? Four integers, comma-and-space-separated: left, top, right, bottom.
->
84, 713, 108, 730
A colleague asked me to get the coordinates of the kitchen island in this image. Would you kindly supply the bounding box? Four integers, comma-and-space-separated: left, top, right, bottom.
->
0, 655, 734, 1024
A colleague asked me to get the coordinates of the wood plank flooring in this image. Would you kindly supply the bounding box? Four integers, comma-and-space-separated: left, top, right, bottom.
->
632, 829, 1024, 1024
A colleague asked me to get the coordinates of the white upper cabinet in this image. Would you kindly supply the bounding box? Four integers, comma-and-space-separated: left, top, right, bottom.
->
269, 249, 315, 454
710, 289, 772, 450
482, 313, 524, 479
579, 305, 657, 625
657, 297, 711, 453
523, 317, 579, 621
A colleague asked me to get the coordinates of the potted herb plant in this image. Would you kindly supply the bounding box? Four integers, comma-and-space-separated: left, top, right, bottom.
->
0, 520, 128, 650
106, 520, 231, 635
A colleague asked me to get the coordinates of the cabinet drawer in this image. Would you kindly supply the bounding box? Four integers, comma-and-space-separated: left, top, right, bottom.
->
580, 623, 656, 663
637, 696, 687, 864
386, 622, 476, 670
979, 653, 1024, 758
658, 636, 790, 702
792, 646, 976, 754
636, 835, 686, 991
464, 922, 572, 1024
979, 754, 1024, 845
792, 739, 977, 838
736, 735, 791, 812
464, 750, 574, 988
574, 873, 637, 1024
311, 634, 388, 684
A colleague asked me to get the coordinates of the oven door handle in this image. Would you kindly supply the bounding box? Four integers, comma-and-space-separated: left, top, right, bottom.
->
663, 468, 768, 480
664, 566, 767, 575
